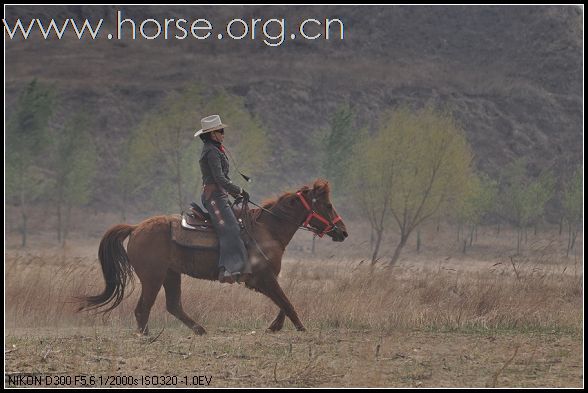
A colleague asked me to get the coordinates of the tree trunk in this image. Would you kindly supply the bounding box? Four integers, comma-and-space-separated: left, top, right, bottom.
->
57, 203, 62, 243
56, 185, 65, 244
19, 186, 28, 248
311, 235, 316, 254
63, 204, 72, 247
566, 222, 573, 257
469, 225, 475, 247
569, 234, 576, 253
370, 228, 384, 265
389, 234, 408, 267
176, 179, 183, 212
559, 216, 563, 236
416, 229, 421, 253
21, 211, 28, 248
516, 227, 521, 255
570, 226, 578, 251
566, 223, 571, 257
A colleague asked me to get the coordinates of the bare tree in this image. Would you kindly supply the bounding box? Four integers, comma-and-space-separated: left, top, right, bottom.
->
351, 106, 474, 266
563, 166, 582, 257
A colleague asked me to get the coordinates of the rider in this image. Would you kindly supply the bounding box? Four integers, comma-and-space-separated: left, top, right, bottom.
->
194, 115, 252, 284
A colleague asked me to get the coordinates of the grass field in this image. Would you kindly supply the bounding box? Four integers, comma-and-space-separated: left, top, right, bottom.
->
4, 225, 584, 388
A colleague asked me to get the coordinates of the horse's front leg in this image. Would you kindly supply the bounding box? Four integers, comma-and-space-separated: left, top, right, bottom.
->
247, 272, 305, 332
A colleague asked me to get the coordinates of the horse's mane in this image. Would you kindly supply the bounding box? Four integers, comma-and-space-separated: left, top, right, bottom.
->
248, 192, 298, 223
248, 179, 331, 223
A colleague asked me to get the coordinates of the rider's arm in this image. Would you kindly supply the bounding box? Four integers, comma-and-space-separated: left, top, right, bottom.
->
206, 150, 242, 197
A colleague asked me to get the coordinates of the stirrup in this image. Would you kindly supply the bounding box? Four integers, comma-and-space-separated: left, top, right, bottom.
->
218, 270, 235, 284
237, 272, 253, 283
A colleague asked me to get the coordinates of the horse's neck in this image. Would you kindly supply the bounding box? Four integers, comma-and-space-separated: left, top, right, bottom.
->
251, 202, 304, 249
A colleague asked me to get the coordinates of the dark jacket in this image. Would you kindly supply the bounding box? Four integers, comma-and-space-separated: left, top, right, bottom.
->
199, 140, 242, 197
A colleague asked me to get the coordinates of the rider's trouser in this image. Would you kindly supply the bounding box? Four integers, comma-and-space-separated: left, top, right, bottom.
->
202, 189, 250, 275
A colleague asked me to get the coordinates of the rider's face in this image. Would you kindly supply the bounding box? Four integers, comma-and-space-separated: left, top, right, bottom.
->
212, 129, 225, 143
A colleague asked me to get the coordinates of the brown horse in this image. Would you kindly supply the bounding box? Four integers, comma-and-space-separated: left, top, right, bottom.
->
78, 179, 348, 335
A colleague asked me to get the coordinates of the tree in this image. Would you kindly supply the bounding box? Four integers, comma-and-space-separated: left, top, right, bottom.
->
351, 105, 474, 266
122, 85, 268, 213
49, 112, 97, 245
453, 173, 498, 252
562, 166, 582, 257
6, 79, 55, 247
322, 103, 356, 192
496, 159, 555, 254
122, 86, 204, 212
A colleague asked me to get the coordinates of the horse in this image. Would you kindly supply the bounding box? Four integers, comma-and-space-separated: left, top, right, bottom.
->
78, 179, 348, 335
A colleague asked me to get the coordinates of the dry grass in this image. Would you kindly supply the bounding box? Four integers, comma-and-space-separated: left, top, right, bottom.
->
5, 243, 582, 334
4, 227, 583, 387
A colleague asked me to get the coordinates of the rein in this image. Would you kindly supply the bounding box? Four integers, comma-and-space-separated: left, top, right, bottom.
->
236, 199, 273, 261
232, 191, 341, 263
245, 193, 340, 237
246, 200, 315, 233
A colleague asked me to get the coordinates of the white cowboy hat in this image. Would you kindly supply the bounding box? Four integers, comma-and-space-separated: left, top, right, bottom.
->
194, 115, 228, 138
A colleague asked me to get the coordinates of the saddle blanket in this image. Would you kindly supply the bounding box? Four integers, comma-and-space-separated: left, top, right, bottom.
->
170, 216, 219, 250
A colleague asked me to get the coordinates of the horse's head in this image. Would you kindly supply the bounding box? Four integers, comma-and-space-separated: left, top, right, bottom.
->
297, 179, 349, 242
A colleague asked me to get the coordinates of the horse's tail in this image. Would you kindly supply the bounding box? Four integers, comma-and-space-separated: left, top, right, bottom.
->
77, 224, 137, 314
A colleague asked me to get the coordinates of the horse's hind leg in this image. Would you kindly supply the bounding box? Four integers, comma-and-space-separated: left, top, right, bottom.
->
163, 270, 206, 335
268, 310, 286, 332
135, 279, 164, 336
247, 273, 305, 332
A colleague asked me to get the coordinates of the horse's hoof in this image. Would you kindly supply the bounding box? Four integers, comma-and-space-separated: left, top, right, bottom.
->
266, 322, 284, 332
192, 326, 207, 335
238, 273, 253, 283
296, 326, 307, 332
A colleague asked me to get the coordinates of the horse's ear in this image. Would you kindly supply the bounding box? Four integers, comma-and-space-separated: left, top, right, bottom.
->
312, 179, 330, 197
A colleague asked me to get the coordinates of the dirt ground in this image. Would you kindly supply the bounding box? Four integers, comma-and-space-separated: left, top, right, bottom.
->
4, 326, 583, 388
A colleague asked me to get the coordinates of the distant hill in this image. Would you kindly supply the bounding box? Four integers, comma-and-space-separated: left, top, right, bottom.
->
5, 5, 583, 212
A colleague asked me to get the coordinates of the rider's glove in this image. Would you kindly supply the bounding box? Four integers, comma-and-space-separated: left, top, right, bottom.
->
240, 189, 250, 201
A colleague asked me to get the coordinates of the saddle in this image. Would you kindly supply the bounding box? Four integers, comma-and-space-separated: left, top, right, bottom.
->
170, 201, 248, 250
171, 214, 217, 250
188, 202, 211, 224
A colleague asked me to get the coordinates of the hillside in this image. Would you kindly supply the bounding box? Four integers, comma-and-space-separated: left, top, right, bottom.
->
4, 5, 583, 211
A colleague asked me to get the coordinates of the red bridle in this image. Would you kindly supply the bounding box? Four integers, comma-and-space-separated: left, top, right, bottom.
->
296, 191, 342, 238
